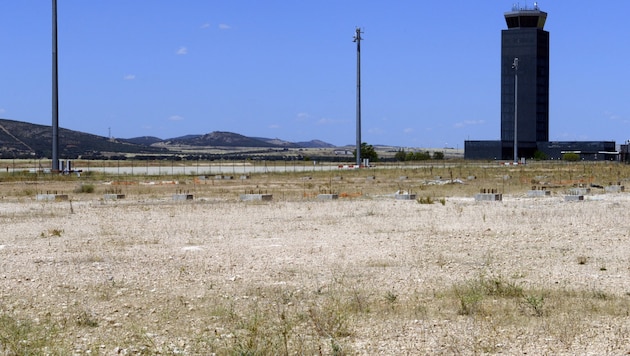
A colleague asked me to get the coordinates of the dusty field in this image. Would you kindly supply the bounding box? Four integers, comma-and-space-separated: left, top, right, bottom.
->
1, 165, 630, 355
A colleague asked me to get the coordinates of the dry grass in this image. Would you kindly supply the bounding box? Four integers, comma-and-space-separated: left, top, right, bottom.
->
1, 160, 630, 354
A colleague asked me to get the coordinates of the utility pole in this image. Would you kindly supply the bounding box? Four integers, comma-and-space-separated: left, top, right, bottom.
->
52, 0, 59, 171
353, 27, 363, 167
512, 57, 519, 164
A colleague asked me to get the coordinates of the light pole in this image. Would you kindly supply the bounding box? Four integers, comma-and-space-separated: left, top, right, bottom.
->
512, 57, 519, 163
353, 27, 363, 167
52, 0, 59, 171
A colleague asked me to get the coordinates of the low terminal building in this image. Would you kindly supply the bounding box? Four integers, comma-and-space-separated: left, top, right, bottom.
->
465, 140, 618, 161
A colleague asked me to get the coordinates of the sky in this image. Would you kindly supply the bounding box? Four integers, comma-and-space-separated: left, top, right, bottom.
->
1, 1, 629, 148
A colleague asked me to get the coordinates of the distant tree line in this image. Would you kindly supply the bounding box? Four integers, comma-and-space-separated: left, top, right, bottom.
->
1, 146, 445, 163
394, 149, 444, 161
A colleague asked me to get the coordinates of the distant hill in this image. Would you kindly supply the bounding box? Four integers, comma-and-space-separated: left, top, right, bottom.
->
252, 137, 335, 149
163, 131, 281, 148
253, 137, 299, 148
0, 118, 166, 159
138, 131, 335, 149
0, 119, 336, 158
295, 140, 336, 148
119, 136, 164, 146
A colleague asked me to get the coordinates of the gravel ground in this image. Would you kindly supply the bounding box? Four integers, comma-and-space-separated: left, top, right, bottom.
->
1, 192, 630, 354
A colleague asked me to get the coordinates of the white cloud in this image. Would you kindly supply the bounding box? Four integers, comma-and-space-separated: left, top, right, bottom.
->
316, 118, 336, 125
295, 112, 310, 121
0, 108, 5, 114
605, 111, 628, 123
403, 128, 414, 134
453, 120, 486, 128
269, 124, 281, 129
176, 46, 188, 55
168, 115, 184, 121
123, 74, 136, 80
218, 23, 231, 30
200, 23, 210, 29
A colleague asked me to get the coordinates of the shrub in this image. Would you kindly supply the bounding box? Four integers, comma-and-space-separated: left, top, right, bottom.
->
453, 275, 524, 315
523, 294, 545, 317
75, 183, 95, 193
562, 152, 580, 161
533, 150, 548, 160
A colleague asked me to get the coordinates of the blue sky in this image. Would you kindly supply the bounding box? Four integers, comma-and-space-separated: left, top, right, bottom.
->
1, 1, 629, 148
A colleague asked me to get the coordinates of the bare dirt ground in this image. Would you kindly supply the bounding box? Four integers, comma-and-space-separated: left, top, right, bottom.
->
1, 167, 630, 355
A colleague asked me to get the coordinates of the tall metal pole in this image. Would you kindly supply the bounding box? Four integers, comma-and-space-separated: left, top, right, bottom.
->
512, 57, 519, 163
353, 27, 363, 167
52, 0, 59, 171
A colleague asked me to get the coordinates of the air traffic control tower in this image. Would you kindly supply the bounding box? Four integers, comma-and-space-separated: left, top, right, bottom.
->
464, 5, 616, 161
501, 4, 549, 159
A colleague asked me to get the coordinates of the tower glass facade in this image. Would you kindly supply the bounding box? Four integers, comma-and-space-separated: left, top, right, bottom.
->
501, 8, 549, 159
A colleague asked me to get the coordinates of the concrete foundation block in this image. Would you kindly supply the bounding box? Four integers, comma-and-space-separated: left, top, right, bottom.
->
37, 194, 56, 201
474, 193, 502, 202
569, 188, 590, 195
395, 194, 417, 200
36, 194, 68, 201
317, 194, 339, 200
240, 194, 273, 201
527, 190, 551, 197
605, 185, 625, 193
104, 194, 126, 200
173, 194, 194, 201
564, 195, 584, 202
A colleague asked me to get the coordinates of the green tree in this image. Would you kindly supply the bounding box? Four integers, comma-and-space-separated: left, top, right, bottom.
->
432, 151, 445, 160
394, 149, 407, 162
353, 142, 378, 163
414, 151, 431, 161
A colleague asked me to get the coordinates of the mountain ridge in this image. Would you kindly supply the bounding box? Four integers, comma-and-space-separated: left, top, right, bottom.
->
0, 118, 336, 158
